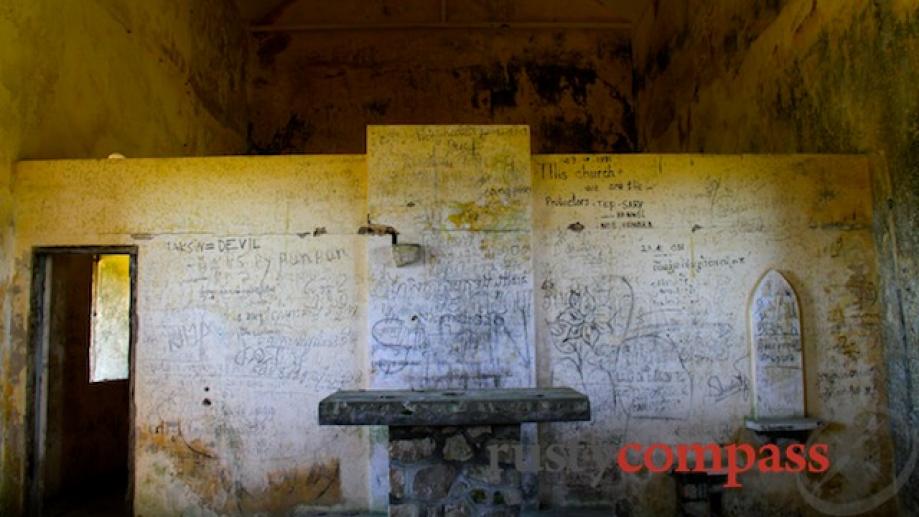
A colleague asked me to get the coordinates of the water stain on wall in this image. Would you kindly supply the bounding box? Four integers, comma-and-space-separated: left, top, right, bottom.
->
1, 1, 247, 504
471, 62, 522, 112
524, 61, 596, 106
139, 426, 230, 509
239, 462, 342, 512
633, 0, 919, 512
247, 30, 636, 154
139, 424, 342, 513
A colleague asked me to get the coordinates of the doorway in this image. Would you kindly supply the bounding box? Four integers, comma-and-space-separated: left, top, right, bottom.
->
27, 247, 137, 516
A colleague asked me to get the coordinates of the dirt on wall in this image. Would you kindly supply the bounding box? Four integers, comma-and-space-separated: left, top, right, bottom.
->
633, 0, 919, 514
247, 29, 637, 154
136, 425, 342, 514
0, 0, 248, 513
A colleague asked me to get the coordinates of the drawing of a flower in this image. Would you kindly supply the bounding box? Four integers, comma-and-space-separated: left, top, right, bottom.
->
550, 287, 614, 356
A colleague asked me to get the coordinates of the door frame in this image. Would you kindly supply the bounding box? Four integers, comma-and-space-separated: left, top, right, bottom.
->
25, 246, 138, 516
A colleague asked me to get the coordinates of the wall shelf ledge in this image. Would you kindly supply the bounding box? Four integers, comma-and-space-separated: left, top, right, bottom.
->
745, 417, 823, 433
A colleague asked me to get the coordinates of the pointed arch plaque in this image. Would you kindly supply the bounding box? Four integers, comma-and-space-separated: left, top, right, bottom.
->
749, 269, 804, 418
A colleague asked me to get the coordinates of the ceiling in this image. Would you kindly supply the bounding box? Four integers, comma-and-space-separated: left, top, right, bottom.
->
235, 0, 652, 28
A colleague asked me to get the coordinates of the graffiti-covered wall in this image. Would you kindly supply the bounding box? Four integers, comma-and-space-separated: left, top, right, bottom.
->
10, 127, 886, 514
633, 1, 919, 512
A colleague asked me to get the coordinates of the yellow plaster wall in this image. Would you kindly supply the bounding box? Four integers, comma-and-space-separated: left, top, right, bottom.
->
0, 0, 247, 510
533, 154, 890, 514
12, 155, 370, 515
632, 2, 919, 511
10, 146, 887, 515
365, 126, 535, 509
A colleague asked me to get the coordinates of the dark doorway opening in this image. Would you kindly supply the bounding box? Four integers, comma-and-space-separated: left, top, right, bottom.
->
27, 247, 137, 517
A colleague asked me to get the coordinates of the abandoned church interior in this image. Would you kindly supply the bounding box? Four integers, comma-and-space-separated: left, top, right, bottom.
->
1, 0, 918, 516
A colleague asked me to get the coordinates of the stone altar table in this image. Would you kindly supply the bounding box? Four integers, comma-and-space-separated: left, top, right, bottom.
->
319, 388, 591, 516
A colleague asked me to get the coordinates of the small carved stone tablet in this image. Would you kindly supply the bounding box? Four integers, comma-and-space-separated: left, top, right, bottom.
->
749, 270, 804, 418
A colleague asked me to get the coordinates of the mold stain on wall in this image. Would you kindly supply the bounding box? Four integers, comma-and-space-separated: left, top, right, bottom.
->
633, 0, 919, 512
0, 1, 249, 511
247, 30, 636, 154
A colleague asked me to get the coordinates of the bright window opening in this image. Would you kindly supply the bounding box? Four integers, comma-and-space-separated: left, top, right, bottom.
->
90, 254, 131, 382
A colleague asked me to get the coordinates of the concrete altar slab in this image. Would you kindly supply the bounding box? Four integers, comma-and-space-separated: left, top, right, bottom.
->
318, 387, 590, 426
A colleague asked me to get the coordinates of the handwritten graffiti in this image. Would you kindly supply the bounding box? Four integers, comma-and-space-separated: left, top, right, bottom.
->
546, 275, 694, 421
